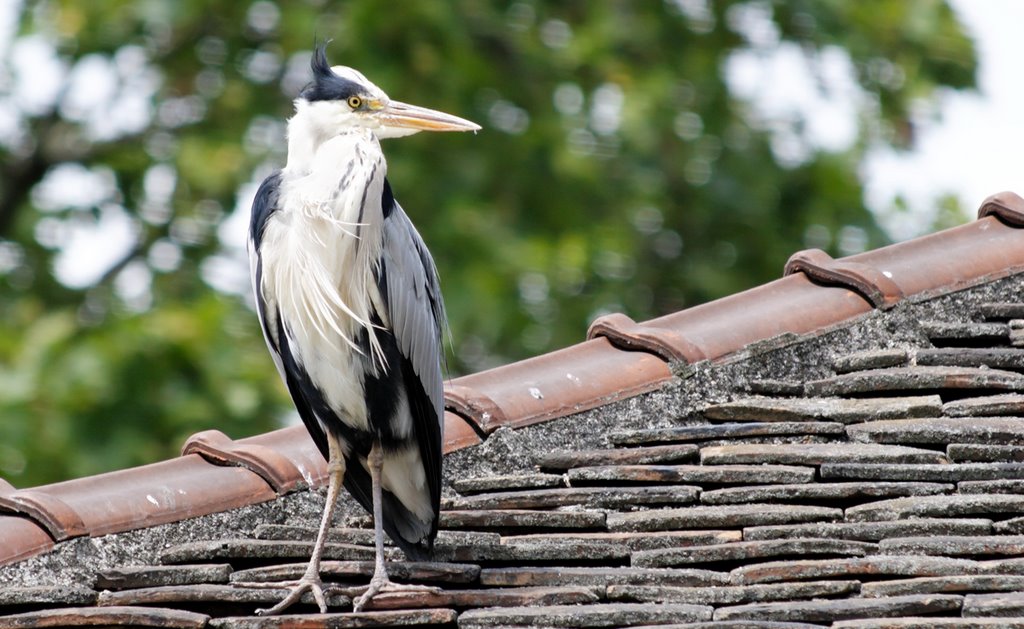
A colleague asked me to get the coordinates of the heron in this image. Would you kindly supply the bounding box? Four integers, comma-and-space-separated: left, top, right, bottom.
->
245, 44, 479, 614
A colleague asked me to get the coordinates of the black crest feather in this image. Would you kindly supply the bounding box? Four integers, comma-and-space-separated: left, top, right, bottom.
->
299, 41, 364, 102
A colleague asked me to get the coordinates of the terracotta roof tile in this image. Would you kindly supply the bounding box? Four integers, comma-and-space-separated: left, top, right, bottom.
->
587, 311, 707, 363
834, 618, 1024, 628
743, 519, 994, 542
1, 456, 277, 544
977, 190, 1024, 226
0, 606, 210, 628
712, 593, 964, 623
181, 429, 312, 494
616, 274, 873, 364
784, 248, 905, 309
0, 515, 53, 566
8, 192, 1024, 626
860, 574, 1024, 598
0, 487, 84, 542
607, 579, 859, 606
449, 336, 673, 433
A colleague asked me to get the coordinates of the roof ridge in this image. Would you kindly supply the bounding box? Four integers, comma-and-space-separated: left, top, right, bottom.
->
2, 191, 1024, 567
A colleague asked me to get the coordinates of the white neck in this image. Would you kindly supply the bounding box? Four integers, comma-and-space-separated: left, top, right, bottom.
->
284, 104, 323, 175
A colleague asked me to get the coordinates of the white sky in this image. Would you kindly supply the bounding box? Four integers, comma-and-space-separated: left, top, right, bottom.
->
863, 0, 1024, 239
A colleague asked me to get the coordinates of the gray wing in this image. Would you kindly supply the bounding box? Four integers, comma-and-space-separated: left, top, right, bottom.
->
379, 198, 446, 431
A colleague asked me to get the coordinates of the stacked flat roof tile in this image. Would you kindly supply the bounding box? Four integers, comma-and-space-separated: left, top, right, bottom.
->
3, 192, 1024, 627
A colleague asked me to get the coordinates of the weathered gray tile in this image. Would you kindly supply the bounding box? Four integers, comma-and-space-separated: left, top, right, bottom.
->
880, 535, 1024, 557
1012, 319, 1024, 347
440, 509, 605, 530
980, 557, 1024, 575
963, 592, 1024, 617
0, 607, 209, 629
502, 529, 742, 552
979, 302, 1024, 320
608, 423, 843, 446
211, 609, 457, 628
360, 585, 600, 612
834, 619, 1024, 628
959, 479, 1024, 494
457, 602, 713, 628
920, 322, 1009, 343
98, 583, 348, 608
917, 347, 1024, 370
744, 380, 805, 396
702, 482, 951, 505
568, 464, 815, 485
944, 393, 1024, 418
160, 539, 377, 564
700, 443, 947, 466
608, 580, 858, 605
806, 366, 1024, 397
821, 463, 1024, 482
845, 494, 1024, 522
649, 622, 825, 629
713, 593, 962, 623
702, 395, 940, 424
633, 538, 874, 568
478, 566, 731, 588
743, 518, 993, 542
444, 485, 700, 511
95, 564, 232, 590
252, 524, 498, 547
0, 586, 97, 607
995, 516, 1024, 534
230, 560, 479, 585
833, 349, 910, 374
861, 575, 1024, 598
732, 556, 983, 584
437, 539, 629, 564
849, 417, 1024, 445
607, 504, 841, 533
537, 444, 699, 468
452, 473, 565, 494
948, 443, 1024, 462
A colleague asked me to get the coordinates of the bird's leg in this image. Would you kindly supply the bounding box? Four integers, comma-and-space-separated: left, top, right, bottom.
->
350, 441, 437, 612
251, 434, 346, 616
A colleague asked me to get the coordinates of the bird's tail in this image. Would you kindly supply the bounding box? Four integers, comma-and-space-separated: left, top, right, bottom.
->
342, 462, 438, 561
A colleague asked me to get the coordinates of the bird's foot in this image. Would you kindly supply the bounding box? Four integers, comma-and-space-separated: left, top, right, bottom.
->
235, 574, 341, 615
344, 575, 440, 612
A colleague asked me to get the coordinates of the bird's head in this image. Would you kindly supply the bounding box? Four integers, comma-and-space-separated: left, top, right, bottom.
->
295, 44, 481, 140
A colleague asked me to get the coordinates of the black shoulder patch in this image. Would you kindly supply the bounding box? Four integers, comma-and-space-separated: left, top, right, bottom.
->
249, 170, 283, 250
381, 178, 396, 219
299, 44, 364, 102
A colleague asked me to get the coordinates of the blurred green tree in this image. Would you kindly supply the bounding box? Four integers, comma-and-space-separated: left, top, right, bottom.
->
0, 0, 976, 485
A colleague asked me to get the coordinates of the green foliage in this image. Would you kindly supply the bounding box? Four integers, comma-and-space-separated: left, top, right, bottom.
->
0, 0, 976, 486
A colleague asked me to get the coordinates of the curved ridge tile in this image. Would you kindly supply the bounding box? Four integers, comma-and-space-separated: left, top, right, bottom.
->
235, 426, 329, 488
444, 384, 507, 435
847, 209, 1024, 299
629, 274, 873, 363
28, 456, 276, 537
450, 337, 673, 433
442, 410, 484, 454
977, 191, 1024, 226
0, 514, 55, 567
0, 480, 86, 541
785, 248, 905, 310
181, 429, 306, 495
586, 312, 708, 364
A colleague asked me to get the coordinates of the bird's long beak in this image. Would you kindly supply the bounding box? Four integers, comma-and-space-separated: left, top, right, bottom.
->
378, 100, 481, 133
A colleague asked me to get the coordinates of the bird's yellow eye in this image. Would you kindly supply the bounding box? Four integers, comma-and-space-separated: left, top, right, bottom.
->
347, 96, 363, 109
